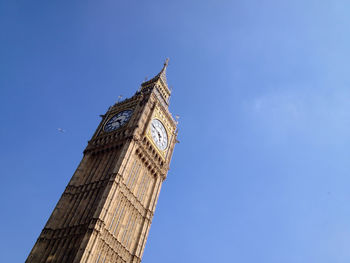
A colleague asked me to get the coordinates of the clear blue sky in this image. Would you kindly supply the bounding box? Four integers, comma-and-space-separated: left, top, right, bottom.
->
1, 0, 350, 262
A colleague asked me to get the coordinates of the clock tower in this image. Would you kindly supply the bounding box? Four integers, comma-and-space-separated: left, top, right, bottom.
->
26, 61, 177, 263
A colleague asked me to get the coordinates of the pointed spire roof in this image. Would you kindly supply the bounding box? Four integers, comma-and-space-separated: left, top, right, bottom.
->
159, 58, 169, 86
141, 59, 170, 92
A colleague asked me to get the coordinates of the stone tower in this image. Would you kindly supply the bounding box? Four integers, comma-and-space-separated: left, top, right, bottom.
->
26, 61, 177, 263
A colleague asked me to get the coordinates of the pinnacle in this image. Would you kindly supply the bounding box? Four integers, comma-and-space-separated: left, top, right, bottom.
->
141, 59, 170, 91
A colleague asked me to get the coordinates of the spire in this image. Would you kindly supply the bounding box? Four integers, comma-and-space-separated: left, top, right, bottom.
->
141, 58, 170, 91
159, 58, 169, 87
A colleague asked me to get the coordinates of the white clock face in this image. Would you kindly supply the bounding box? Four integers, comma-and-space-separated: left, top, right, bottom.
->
104, 110, 133, 132
150, 119, 168, 150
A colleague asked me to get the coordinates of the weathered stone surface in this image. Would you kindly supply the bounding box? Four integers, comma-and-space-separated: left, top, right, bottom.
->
26, 64, 177, 263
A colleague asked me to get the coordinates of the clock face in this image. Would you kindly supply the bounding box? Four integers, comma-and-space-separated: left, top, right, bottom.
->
104, 110, 133, 132
150, 119, 168, 150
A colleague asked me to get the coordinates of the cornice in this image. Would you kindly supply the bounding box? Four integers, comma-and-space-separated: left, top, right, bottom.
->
133, 138, 168, 178
64, 178, 110, 195
118, 179, 148, 218
96, 220, 134, 262
40, 223, 90, 240
85, 133, 132, 154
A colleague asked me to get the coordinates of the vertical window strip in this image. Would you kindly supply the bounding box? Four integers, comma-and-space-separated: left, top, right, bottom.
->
95, 252, 101, 263
140, 174, 150, 202
128, 163, 140, 188
126, 216, 137, 249
109, 197, 122, 231
138, 175, 146, 201
101, 149, 116, 180
113, 204, 126, 235
125, 160, 137, 186
121, 212, 133, 244
136, 172, 147, 200
130, 164, 142, 191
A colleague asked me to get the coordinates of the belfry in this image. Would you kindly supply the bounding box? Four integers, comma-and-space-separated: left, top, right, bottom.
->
26, 61, 178, 263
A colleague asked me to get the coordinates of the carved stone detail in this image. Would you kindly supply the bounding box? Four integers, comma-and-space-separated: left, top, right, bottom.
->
26, 65, 177, 263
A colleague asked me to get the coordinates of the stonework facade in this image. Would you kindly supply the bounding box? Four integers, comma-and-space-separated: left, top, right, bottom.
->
26, 62, 177, 263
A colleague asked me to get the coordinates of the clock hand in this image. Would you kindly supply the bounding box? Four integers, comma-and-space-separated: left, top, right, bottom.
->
157, 132, 162, 141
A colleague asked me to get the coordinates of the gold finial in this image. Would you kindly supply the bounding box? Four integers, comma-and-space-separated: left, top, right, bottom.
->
164, 58, 169, 67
